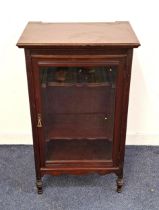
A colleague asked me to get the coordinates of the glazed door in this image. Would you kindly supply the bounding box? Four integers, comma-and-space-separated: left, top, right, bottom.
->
32, 58, 124, 166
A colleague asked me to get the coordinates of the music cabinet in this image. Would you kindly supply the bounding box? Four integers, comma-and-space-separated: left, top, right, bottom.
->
17, 21, 140, 194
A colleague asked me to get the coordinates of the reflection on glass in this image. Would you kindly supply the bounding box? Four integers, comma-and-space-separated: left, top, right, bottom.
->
40, 66, 117, 162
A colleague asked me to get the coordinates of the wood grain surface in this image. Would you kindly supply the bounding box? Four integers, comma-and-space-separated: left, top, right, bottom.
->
17, 21, 140, 47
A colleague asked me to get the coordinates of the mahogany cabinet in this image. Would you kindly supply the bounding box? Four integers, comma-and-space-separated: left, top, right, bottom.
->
17, 22, 140, 194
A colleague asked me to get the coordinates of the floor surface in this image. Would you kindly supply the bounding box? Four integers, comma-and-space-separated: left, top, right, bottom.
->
0, 145, 159, 210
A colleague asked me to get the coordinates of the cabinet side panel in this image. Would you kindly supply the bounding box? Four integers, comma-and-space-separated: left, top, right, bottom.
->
24, 49, 43, 178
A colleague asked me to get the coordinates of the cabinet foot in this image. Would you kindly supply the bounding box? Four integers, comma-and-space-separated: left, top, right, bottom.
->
116, 177, 123, 193
36, 179, 43, 194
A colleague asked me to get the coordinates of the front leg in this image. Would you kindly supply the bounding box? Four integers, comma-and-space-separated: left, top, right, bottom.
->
36, 178, 43, 194
116, 169, 123, 193
116, 177, 123, 193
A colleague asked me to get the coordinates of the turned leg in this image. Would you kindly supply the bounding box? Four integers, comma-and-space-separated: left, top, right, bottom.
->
36, 178, 43, 194
116, 169, 123, 193
116, 177, 123, 193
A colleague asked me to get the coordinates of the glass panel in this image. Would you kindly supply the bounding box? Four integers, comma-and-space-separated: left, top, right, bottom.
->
39, 66, 117, 162
40, 67, 116, 87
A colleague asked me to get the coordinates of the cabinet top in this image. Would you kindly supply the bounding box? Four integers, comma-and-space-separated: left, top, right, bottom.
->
17, 21, 140, 48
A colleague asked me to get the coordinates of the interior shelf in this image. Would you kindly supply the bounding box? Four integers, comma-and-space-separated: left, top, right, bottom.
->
45, 139, 112, 161
42, 81, 114, 88
45, 113, 114, 141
